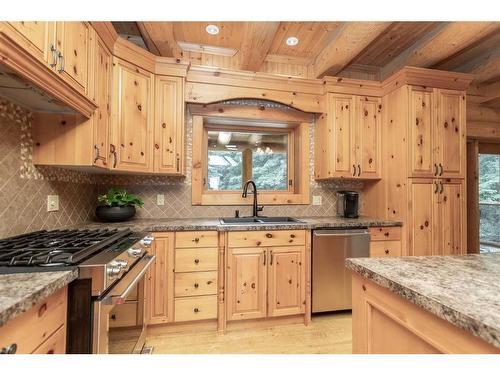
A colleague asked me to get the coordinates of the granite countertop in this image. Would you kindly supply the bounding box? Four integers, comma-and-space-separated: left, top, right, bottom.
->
0, 269, 78, 327
346, 253, 500, 349
79, 216, 402, 232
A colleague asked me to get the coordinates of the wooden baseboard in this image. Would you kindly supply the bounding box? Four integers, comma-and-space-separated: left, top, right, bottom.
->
226, 315, 305, 331
147, 319, 217, 335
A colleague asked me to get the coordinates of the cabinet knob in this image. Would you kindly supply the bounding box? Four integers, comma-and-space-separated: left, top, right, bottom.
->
38, 303, 47, 317
385, 249, 390, 254
194, 283, 199, 288
154, 144, 159, 150
194, 259, 200, 264
162, 123, 166, 129
265, 233, 273, 238
193, 238, 200, 243
1, 343, 17, 354
193, 308, 199, 313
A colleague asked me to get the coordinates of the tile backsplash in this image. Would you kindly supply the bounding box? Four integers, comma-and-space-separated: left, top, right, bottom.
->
0, 98, 96, 238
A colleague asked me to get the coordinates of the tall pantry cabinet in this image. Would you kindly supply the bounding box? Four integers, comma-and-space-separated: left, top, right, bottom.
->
365, 84, 467, 257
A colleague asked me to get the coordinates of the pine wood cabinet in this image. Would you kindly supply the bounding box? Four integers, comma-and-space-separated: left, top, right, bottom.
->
110, 57, 154, 173
407, 179, 466, 256
408, 87, 466, 179
146, 233, 174, 325
315, 93, 381, 180
154, 75, 185, 174
5, 21, 55, 65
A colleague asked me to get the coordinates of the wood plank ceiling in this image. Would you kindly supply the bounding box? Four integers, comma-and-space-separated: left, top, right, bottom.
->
112, 21, 500, 108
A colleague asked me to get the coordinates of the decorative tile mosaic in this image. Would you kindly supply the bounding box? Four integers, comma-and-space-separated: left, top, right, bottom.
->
0, 98, 96, 238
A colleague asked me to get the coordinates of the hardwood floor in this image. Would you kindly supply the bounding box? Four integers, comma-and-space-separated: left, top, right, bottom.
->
143, 312, 352, 354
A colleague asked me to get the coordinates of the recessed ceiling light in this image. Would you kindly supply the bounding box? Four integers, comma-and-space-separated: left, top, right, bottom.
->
286, 36, 299, 46
205, 24, 220, 35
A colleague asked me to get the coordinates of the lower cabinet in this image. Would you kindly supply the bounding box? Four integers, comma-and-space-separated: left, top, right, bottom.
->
0, 286, 68, 354
369, 226, 402, 257
226, 231, 307, 321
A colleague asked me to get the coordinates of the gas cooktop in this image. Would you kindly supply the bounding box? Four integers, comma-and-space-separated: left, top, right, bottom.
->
0, 228, 132, 273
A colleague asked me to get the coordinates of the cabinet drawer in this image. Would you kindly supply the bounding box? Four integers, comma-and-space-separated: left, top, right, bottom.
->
176, 231, 218, 248
0, 286, 67, 354
32, 325, 66, 354
370, 241, 401, 257
369, 226, 401, 241
174, 295, 217, 322
175, 248, 218, 272
175, 271, 218, 297
109, 302, 138, 328
227, 230, 306, 248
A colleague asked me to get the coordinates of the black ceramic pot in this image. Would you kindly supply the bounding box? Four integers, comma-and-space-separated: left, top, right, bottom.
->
95, 205, 136, 222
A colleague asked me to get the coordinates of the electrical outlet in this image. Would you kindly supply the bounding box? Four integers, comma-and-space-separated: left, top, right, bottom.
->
312, 195, 322, 206
47, 195, 59, 212
156, 194, 165, 206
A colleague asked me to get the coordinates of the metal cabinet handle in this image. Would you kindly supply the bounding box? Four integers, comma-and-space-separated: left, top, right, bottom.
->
57, 51, 65, 73
357, 164, 361, 176
263, 252, 266, 265
176, 157, 180, 172
270, 250, 273, 265
352, 164, 356, 177
1, 343, 17, 354
439, 163, 444, 176
110, 144, 117, 168
49, 44, 58, 68
439, 181, 444, 194
434, 163, 438, 176
434, 181, 439, 194
93, 144, 100, 163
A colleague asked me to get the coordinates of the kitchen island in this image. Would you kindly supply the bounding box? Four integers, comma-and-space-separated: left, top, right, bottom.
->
346, 253, 500, 354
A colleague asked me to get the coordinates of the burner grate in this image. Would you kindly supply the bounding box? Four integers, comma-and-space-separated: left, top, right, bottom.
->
0, 228, 131, 267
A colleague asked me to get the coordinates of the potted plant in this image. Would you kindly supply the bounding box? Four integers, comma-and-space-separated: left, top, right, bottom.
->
95, 188, 144, 222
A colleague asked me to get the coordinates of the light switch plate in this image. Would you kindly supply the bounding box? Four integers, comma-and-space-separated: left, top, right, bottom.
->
312, 195, 322, 206
156, 194, 165, 206
47, 195, 59, 212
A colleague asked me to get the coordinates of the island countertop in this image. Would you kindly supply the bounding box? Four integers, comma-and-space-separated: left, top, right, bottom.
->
0, 269, 78, 326
346, 253, 500, 349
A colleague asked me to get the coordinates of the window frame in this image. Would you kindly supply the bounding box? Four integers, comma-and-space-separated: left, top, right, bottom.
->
191, 107, 311, 206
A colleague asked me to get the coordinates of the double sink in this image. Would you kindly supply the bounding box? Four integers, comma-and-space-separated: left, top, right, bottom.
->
219, 217, 303, 225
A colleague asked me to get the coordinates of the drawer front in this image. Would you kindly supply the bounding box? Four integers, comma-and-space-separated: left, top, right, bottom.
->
174, 295, 217, 322
227, 230, 306, 248
0, 286, 67, 354
109, 302, 138, 328
175, 248, 218, 272
369, 226, 401, 241
175, 271, 218, 297
176, 231, 218, 248
370, 241, 402, 257
31, 325, 66, 354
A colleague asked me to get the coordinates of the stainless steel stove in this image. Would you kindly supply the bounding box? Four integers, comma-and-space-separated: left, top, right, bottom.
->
0, 228, 155, 354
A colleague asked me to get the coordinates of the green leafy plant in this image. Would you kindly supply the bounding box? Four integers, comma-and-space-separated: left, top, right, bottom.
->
98, 188, 144, 208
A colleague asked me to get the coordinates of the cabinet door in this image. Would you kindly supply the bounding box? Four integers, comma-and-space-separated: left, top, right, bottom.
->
409, 87, 435, 178
55, 22, 90, 95
407, 179, 438, 256
146, 233, 174, 325
356, 96, 381, 179
434, 89, 466, 179
434, 180, 466, 255
6, 21, 55, 65
327, 94, 355, 177
154, 76, 184, 174
92, 37, 111, 168
226, 247, 267, 321
111, 58, 154, 172
267, 247, 305, 317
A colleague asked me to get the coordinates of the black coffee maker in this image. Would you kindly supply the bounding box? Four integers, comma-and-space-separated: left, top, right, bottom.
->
336, 191, 359, 218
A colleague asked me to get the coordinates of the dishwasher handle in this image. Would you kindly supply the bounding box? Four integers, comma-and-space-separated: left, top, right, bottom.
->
313, 229, 369, 237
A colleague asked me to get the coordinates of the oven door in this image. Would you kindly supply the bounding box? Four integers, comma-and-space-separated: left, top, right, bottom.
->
93, 254, 155, 354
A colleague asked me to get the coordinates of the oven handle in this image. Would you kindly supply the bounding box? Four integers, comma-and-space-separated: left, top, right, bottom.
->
102, 254, 155, 305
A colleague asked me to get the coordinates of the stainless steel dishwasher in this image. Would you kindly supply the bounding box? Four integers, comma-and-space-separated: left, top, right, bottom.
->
312, 228, 370, 313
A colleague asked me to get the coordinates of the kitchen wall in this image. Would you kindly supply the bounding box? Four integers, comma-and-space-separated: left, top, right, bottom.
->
0, 98, 96, 238
96, 112, 363, 219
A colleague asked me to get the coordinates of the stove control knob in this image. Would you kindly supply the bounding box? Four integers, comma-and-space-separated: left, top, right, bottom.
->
141, 236, 155, 247
115, 259, 129, 268
107, 266, 121, 278
128, 248, 143, 258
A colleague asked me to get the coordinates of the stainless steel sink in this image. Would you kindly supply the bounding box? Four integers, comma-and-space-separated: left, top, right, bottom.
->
219, 217, 303, 225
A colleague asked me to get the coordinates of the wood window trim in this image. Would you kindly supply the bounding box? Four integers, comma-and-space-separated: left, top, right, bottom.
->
192, 115, 310, 206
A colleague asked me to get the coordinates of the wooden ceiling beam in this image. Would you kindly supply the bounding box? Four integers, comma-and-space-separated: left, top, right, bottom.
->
468, 80, 500, 109
137, 22, 182, 58
312, 22, 391, 78
238, 22, 280, 72
136, 22, 160, 56
459, 48, 500, 84
381, 22, 500, 79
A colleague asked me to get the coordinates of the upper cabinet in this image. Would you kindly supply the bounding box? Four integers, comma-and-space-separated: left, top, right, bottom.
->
154, 76, 185, 175
54, 22, 91, 95
110, 57, 155, 173
315, 93, 381, 180
6, 21, 55, 65
408, 87, 466, 179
